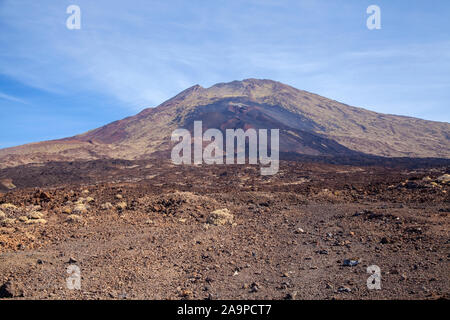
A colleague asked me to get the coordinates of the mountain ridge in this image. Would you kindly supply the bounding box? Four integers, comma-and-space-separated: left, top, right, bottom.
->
0, 79, 449, 169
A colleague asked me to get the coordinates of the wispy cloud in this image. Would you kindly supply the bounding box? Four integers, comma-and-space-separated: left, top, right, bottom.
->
0, 91, 27, 104
0, 0, 449, 122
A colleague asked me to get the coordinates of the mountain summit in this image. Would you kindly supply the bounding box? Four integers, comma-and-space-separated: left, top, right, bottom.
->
1, 79, 449, 168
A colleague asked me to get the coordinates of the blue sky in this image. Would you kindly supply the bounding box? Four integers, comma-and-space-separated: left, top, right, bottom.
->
0, 0, 449, 148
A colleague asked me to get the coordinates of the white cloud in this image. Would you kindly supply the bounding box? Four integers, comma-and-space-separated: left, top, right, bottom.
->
0, 0, 448, 122
0, 92, 27, 104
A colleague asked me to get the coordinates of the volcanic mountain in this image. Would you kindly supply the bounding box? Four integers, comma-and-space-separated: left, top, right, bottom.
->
1, 79, 449, 169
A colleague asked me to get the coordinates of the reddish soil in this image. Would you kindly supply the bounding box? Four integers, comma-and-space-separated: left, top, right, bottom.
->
0, 160, 449, 300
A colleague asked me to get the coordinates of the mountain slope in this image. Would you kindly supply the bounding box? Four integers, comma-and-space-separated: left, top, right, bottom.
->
0, 79, 449, 168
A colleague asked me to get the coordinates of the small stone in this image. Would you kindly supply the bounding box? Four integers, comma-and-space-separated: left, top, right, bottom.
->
36, 191, 51, 202
0, 210, 5, 219
250, 282, 259, 293
29, 205, 42, 211
380, 237, 389, 244
66, 214, 83, 223
337, 286, 351, 293
73, 203, 88, 215
62, 207, 72, 214
68, 257, 77, 263
390, 269, 399, 275
284, 291, 297, 300
28, 211, 44, 220
180, 289, 192, 297
85, 197, 95, 203
206, 208, 233, 226
74, 198, 85, 205
25, 218, 47, 225
436, 174, 450, 184
115, 194, 123, 200
118, 292, 128, 299
0, 179, 16, 190
18, 216, 29, 222
294, 228, 305, 234
343, 259, 359, 267
116, 202, 127, 211
101, 202, 113, 210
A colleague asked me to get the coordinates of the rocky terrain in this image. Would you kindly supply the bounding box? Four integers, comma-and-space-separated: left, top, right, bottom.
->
0, 160, 449, 300
0, 79, 448, 300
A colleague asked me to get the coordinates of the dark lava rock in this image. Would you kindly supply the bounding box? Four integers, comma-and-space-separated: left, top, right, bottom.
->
0, 280, 24, 298
284, 291, 298, 300
337, 286, 352, 293
343, 259, 359, 267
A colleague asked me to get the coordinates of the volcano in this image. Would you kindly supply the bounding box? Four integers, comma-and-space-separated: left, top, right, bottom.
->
0, 79, 449, 169
1, 80, 450, 300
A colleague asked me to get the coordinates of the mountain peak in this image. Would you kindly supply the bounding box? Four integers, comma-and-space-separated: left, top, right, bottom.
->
160, 79, 295, 108
209, 78, 288, 91
174, 84, 205, 98
210, 78, 279, 87
0, 79, 449, 169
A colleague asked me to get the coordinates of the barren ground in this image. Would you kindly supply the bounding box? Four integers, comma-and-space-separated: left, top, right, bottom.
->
0, 160, 449, 300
